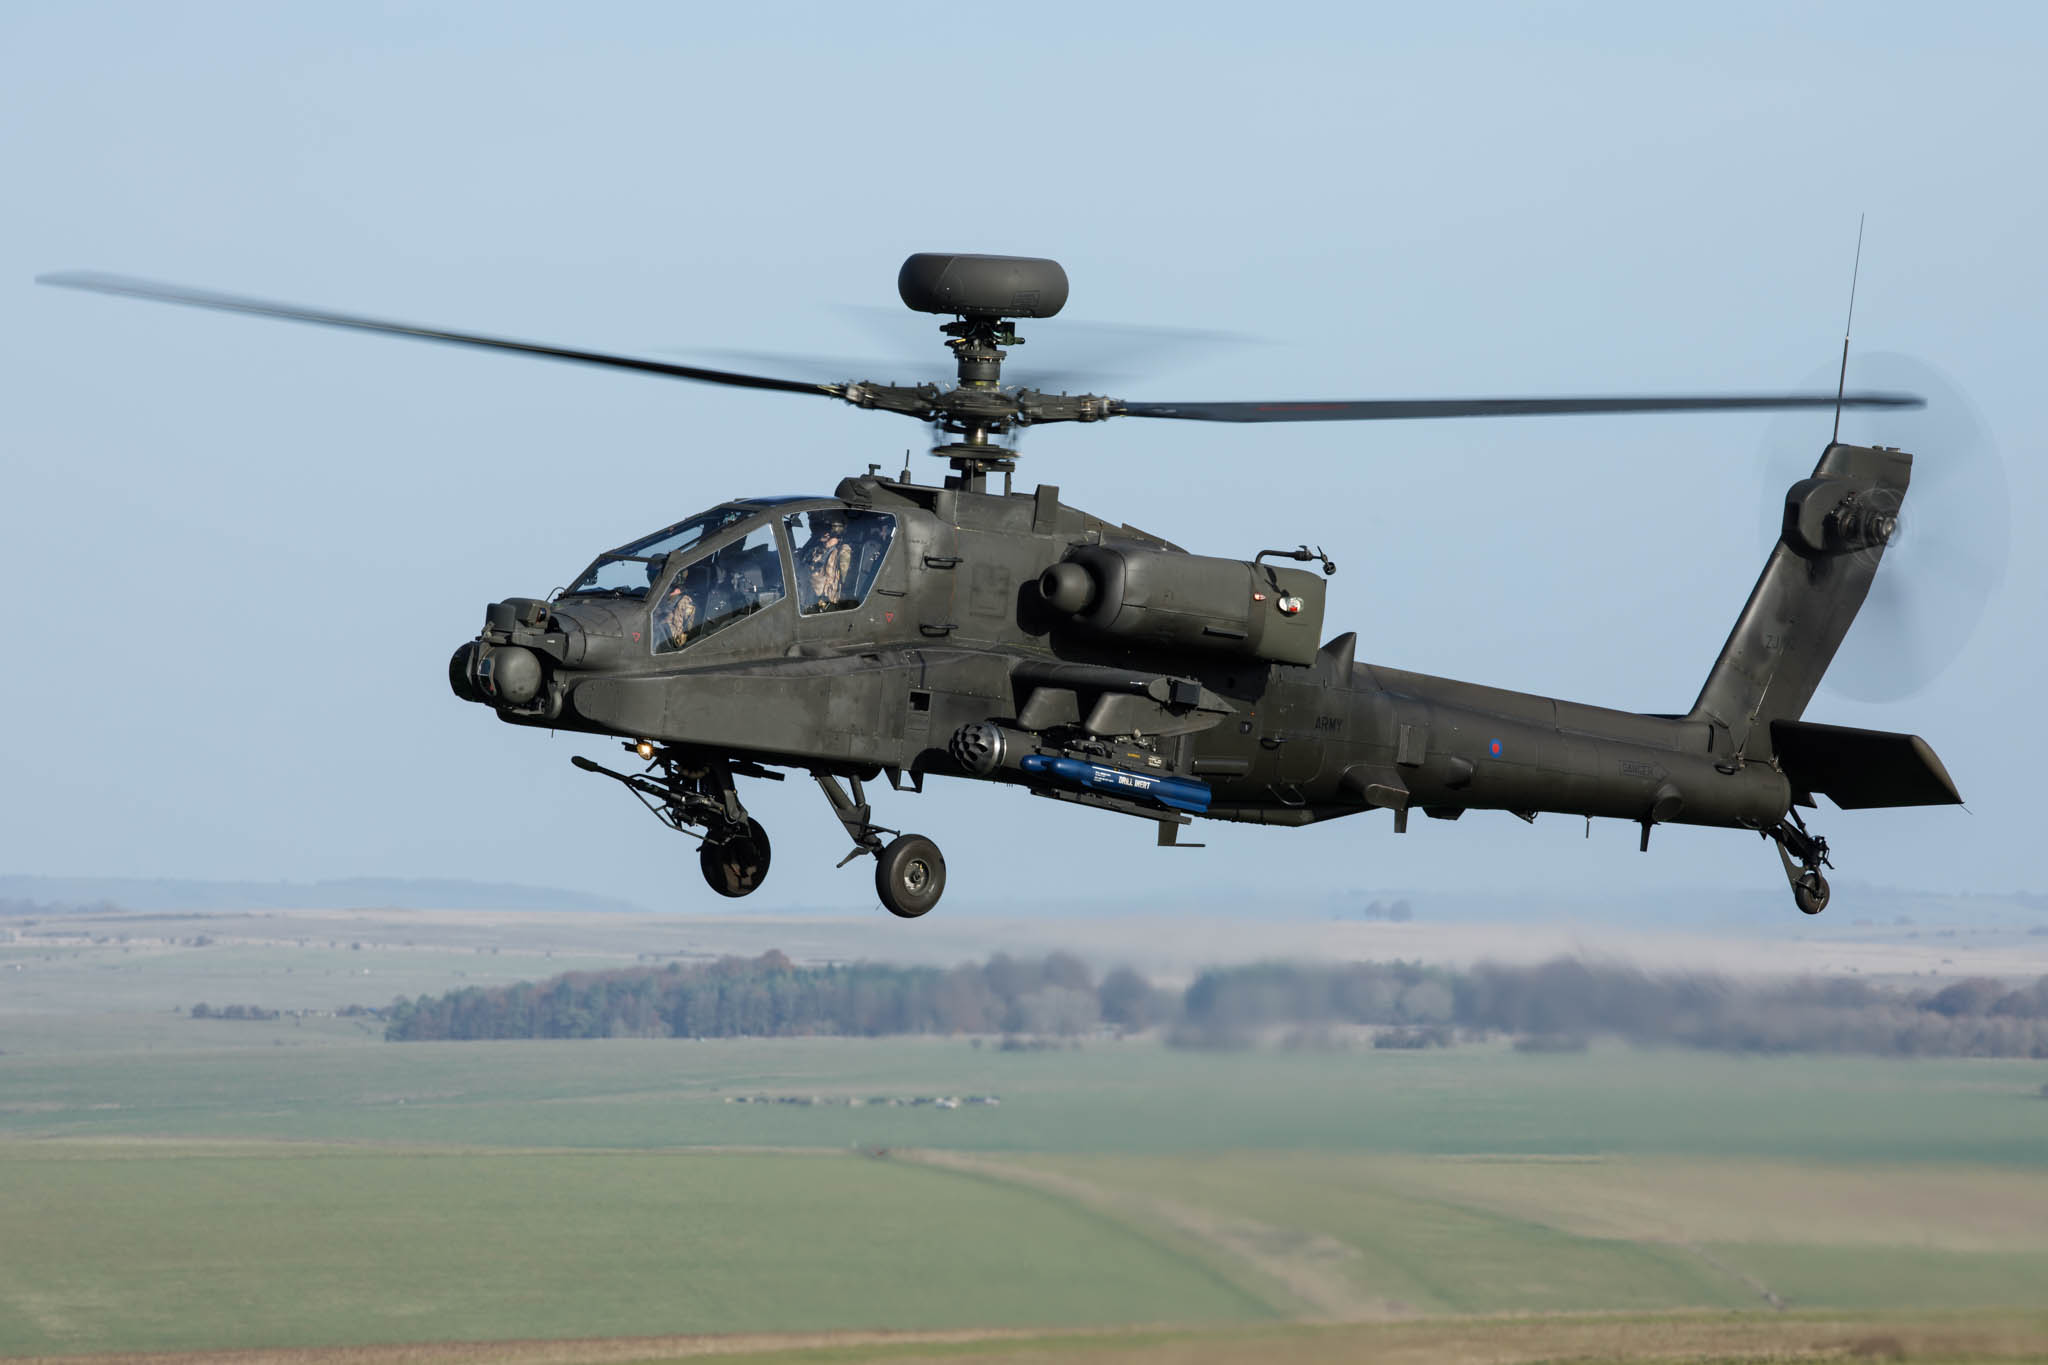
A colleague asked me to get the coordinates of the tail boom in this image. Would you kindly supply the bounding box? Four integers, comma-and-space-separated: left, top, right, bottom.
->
1688, 443, 1911, 756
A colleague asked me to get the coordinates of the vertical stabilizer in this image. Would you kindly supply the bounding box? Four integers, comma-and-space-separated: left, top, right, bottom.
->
1688, 443, 1911, 757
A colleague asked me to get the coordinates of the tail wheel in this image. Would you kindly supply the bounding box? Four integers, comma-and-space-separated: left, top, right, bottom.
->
875, 834, 945, 918
1793, 871, 1830, 916
700, 818, 772, 898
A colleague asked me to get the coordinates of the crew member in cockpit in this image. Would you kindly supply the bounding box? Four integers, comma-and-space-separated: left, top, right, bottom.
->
659, 564, 705, 648
797, 510, 854, 611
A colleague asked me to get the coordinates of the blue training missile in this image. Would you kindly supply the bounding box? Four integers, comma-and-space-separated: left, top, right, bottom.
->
1019, 754, 1212, 814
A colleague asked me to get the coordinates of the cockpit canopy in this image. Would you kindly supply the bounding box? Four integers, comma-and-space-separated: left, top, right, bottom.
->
563, 505, 757, 600
563, 499, 900, 655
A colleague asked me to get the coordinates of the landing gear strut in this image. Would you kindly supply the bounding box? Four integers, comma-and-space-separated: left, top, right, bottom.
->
572, 744, 782, 898
573, 748, 947, 916
1766, 809, 1832, 915
812, 771, 947, 918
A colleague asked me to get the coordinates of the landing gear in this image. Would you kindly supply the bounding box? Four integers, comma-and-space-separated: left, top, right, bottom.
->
1766, 808, 1833, 916
574, 746, 947, 916
700, 818, 771, 898
813, 771, 893, 863
573, 744, 783, 899
875, 834, 946, 918
812, 771, 947, 918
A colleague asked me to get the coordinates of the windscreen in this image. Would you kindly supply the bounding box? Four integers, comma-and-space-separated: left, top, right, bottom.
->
561, 507, 754, 599
785, 508, 897, 615
652, 524, 785, 653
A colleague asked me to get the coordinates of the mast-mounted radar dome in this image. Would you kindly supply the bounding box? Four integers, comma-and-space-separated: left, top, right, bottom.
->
898, 253, 1068, 318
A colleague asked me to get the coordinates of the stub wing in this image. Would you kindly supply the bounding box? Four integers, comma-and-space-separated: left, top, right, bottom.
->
1771, 719, 1962, 809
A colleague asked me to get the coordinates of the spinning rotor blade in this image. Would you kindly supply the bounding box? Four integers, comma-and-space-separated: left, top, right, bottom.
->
838, 304, 1250, 384
1114, 392, 1922, 423
665, 345, 1117, 395
36, 271, 1928, 449
1759, 352, 2008, 704
35, 272, 842, 399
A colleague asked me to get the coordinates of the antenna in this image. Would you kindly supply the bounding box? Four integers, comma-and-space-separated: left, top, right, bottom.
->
1832, 213, 1866, 444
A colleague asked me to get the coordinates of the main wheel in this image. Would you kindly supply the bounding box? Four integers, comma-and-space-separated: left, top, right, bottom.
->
875, 834, 946, 919
1793, 871, 1830, 916
700, 818, 771, 898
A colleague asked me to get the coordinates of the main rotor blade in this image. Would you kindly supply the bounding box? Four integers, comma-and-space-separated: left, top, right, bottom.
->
36, 271, 841, 399
666, 345, 1120, 394
838, 304, 1251, 379
1114, 392, 1923, 423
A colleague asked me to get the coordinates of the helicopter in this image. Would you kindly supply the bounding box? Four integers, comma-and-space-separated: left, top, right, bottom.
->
38, 254, 1963, 919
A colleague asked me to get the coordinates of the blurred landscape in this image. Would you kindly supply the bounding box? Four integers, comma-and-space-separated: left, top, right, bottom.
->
3, 891, 2047, 1363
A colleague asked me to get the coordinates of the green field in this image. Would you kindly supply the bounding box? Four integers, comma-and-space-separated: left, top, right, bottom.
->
3, 1035, 2044, 1162
4, 913, 2047, 1360
4, 1041, 2047, 1357
1010, 1151, 2048, 1317
0, 1143, 1274, 1356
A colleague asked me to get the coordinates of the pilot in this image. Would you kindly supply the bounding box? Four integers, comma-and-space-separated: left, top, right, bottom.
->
659, 566, 705, 647
798, 510, 855, 611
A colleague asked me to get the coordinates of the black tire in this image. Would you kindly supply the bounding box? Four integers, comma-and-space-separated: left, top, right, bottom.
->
1794, 871, 1830, 916
875, 834, 945, 918
700, 818, 771, 898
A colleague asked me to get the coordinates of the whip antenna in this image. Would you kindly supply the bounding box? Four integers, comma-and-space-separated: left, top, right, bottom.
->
1832, 213, 1866, 444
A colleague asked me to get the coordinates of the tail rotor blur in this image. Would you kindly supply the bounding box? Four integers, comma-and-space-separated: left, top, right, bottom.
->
1761, 352, 2008, 703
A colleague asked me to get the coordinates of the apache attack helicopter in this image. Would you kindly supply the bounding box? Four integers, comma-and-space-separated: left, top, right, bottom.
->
40, 254, 1964, 919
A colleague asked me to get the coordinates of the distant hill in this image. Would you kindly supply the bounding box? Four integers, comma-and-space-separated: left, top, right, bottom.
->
2, 873, 2037, 926
0, 875, 645, 914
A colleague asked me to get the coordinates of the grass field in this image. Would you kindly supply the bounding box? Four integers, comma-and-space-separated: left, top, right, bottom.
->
1006, 1152, 2048, 1317
0, 1143, 1274, 1356
4, 910, 2047, 1361
7, 1136, 2048, 1359
3, 1036, 2044, 1163
4, 1043, 2047, 1356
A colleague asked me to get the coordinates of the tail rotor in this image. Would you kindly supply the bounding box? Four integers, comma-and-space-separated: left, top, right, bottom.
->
1759, 351, 2008, 703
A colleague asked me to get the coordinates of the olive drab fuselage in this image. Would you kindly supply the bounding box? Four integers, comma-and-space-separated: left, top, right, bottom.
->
458, 468, 1885, 850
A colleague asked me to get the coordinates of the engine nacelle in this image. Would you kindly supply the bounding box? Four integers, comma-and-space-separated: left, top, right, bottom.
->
1040, 544, 1327, 666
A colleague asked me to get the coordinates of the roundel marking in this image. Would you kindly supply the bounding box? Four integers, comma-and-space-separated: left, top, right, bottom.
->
1489, 738, 1504, 757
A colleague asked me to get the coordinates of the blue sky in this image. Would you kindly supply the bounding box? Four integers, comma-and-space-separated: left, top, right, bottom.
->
4, 2, 2043, 913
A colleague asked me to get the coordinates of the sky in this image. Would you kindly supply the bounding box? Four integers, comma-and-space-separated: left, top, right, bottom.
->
3, 2, 2044, 916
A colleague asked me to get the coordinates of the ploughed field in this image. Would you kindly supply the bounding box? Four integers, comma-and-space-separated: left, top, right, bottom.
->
3, 922, 2046, 1360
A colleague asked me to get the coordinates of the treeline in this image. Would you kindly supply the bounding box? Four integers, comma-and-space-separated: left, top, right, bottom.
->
384, 950, 1168, 1042
189, 1002, 282, 1021
1174, 959, 2048, 1057
381, 951, 2048, 1058
189, 1003, 385, 1021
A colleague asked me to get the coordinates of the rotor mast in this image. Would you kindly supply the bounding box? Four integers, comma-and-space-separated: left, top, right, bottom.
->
897, 253, 1071, 493
934, 315, 1020, 491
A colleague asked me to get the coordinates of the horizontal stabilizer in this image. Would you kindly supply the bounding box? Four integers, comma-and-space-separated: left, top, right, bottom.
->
1770, 720, 1962, 809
